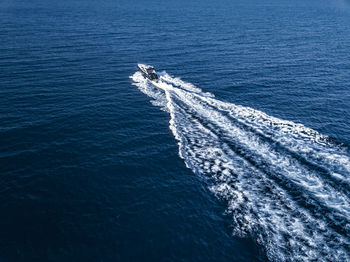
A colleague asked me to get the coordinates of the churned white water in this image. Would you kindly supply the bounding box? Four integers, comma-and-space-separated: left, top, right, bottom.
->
131, 71, 350, 262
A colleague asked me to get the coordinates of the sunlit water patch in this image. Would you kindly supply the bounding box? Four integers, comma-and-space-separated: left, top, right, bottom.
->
131, 71, 350, 262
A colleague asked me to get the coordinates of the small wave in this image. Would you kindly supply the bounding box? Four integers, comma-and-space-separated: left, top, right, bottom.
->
131, 71, 350, 261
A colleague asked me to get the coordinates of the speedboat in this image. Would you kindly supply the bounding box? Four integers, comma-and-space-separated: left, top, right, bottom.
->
137, 64, 159, 81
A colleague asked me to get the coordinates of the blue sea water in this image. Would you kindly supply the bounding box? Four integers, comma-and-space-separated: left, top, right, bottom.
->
1, 0, 350, 261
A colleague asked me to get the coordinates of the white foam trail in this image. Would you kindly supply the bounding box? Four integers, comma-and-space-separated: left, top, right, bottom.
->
131, 71, 350, 262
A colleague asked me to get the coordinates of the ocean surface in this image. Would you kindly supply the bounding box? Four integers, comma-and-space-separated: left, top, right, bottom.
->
1, 0, 350, 261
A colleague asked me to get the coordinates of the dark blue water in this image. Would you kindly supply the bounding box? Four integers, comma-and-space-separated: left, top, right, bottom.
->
1, 0, 350, 261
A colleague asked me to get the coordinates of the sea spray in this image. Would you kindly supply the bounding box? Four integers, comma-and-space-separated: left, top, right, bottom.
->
131, 71, 350, 262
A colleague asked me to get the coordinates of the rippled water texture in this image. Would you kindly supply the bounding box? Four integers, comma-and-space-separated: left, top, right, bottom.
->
1, 0, 350, 261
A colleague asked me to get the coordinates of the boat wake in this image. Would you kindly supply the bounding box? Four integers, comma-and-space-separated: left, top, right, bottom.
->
131, 71, 350, 261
